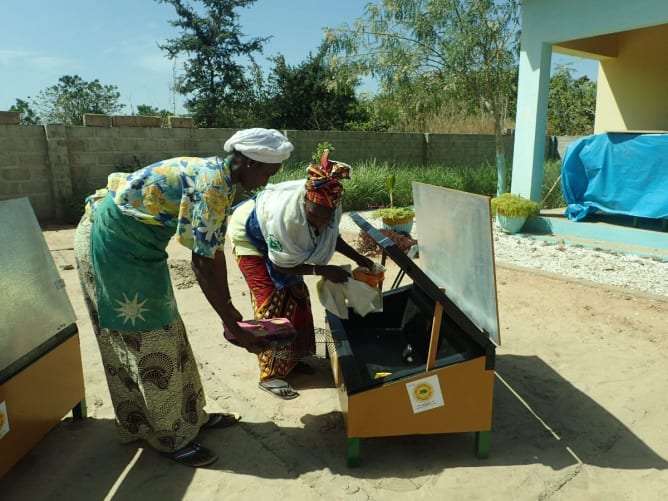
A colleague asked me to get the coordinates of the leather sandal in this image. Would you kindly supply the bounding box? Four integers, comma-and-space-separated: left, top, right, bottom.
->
258, 378, 299, 400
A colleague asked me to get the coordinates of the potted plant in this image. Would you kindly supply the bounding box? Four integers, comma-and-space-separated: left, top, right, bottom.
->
490, 193, 540, 234
373, 174, 415, 233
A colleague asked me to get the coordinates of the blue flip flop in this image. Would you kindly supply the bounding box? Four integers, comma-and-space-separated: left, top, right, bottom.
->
201, 412, 241, 429
166, 442, 217, 468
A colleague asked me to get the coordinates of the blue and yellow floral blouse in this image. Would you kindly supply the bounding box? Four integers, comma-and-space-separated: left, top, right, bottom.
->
86, 156, 235, 258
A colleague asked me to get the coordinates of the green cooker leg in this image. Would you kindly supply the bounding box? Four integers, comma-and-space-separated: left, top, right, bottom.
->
475, 430, 491, 459
72, 398, 87, 420
347, 437, 360, 467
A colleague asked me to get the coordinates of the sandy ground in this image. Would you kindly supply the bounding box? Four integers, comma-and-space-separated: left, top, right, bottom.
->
2, 225, 667, 501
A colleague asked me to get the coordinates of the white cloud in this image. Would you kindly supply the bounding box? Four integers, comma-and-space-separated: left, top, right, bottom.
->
110, 35, 180, 74
29, 55, 70, 70
0, 49, 32, 64
0, 48, 69, 70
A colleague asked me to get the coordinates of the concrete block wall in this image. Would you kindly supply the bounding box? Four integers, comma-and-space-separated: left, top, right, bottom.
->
0, 117, 552, 224
0, 124, 53, 218
0, 111, 20, 125
280, 130, 516, 166
64, 125, 238, 196
285, 130, 427, 165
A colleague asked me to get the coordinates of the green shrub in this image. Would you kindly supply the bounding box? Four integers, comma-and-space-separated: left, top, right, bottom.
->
372, 206, 415, 220
272, 160, 562, 212
491, 193, 540, 217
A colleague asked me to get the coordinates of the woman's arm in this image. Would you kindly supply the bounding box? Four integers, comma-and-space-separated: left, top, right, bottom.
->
270, 236, 374, 283
273, 261, 351, 283
191, 250, 265, 353
335, 235, 375, 270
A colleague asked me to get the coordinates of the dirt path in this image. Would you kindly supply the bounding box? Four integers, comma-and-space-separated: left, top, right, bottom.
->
2, 227, 666, 501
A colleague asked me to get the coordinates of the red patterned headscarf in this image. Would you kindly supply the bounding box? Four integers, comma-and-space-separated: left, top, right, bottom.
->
304, 150, 351, 208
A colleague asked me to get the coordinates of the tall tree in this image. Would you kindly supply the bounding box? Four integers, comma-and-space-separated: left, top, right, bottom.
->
32, 75, 123, 125
548, 65, 596, 136
326, 0, 520, 194
9, 98, 40, 125
266, 46, 368, 130
228, 60, 272, 128
157, 0, 269, 127
136, 104, 172, 127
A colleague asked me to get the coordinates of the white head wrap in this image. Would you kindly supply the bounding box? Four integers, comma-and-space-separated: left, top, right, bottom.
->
223, 128, 294, 163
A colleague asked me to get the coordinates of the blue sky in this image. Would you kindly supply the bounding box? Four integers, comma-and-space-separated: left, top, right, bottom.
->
1, 0, 598, 115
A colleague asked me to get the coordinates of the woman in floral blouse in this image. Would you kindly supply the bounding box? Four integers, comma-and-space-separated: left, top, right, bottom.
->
73, 128, 293, 467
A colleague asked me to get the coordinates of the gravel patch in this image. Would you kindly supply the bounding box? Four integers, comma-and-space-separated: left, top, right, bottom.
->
341, 211, 668, 298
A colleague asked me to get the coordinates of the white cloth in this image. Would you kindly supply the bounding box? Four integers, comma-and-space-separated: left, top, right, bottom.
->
223, 128, 293, 163
255, 180, 342, 267
316, 265, 383, 319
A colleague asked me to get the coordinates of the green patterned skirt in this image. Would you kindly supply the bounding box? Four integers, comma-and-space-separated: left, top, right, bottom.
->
74, 215, 208, 453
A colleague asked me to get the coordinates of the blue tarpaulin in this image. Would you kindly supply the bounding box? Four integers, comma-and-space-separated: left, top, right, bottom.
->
561, 133, 668, 221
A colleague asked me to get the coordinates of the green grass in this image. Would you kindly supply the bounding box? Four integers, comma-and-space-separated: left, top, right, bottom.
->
540, 160, 566, 209
274, 159, 565, 211
60, 159, 566, 225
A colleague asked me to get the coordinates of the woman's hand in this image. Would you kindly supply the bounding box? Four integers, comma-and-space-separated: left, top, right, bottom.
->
226, 324, 269, 354
318, 264, 351, 283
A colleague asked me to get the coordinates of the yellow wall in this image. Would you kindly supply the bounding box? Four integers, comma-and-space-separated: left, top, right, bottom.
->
595, 24, 668, 133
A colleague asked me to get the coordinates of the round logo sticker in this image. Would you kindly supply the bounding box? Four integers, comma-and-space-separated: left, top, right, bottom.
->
413, 382, 434, 402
